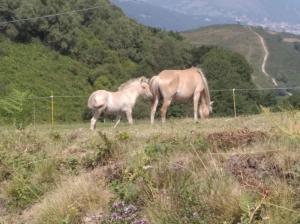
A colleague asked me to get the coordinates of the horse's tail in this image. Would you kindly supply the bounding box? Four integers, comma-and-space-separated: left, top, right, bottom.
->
149, 76, 160, 99
87, 91, 97, 109
197, 68, 212, 117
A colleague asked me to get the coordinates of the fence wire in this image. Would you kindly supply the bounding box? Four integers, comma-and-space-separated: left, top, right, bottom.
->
0, 86, 299, 126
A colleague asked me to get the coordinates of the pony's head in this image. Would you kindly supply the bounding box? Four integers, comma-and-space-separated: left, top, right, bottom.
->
118, 77, 152, 98
139, 77, 153, 98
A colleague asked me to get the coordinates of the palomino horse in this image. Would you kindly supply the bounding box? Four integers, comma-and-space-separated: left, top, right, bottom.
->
88, 77, 152, 130
149, 67, 213, 124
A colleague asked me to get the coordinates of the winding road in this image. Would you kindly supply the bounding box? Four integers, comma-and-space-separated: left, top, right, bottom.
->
248, 27, 278, 87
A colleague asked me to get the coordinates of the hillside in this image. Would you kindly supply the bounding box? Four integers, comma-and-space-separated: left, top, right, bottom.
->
1, 113, 300, 223
0, 0, 193, 82
0, 1, 272, 123
0, 39, 93, 122
182, 24, 300, 89
0, 0, 192, 122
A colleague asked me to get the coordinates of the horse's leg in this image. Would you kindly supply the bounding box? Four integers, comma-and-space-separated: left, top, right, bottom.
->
161, 98, 172, 123
151, 96, 159, 124
193, 91, 201, 122
90, 106, 106, 130
126, 109, 133, 125
113, 114, 121, 128
90, 109, 100, 131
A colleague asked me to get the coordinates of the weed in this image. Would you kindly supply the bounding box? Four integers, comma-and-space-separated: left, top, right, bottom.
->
49, 131, 61, 141
117, 132, 130, 141
82, 132, 115, 169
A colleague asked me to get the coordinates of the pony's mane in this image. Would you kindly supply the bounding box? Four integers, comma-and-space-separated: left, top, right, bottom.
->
118, 77, 148, 91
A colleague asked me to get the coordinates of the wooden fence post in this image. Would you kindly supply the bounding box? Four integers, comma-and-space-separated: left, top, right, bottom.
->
51, 91, 54, 127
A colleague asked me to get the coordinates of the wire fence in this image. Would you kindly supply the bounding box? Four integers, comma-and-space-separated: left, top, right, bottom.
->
1, 86, 298, 127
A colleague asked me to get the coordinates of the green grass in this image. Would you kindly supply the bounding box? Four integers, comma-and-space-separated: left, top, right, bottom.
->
1, 113, 300, 223
0, 39, 92, 122
182, 24, 300, 89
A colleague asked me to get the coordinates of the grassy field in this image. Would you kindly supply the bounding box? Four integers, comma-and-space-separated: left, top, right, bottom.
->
182, 24, 300, 89
1, 113, 300, 223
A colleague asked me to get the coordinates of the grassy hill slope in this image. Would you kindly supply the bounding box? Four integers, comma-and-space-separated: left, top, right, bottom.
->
0, 0, 192, 123
0, 39, 93, 122
0, 2, 273, 124
182, 24, 300, 89
257, 29, 300, 88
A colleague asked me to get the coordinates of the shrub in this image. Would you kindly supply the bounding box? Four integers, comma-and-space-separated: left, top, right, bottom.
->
82, 132, 114, 169
0, 89, 32, 129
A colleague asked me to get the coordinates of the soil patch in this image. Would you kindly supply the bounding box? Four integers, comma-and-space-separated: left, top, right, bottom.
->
226, 153, 289, 195
207, 128, 267, 150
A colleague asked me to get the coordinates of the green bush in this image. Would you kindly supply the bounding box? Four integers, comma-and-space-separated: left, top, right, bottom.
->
81, 131, 114, 169
0, 89, 32, 129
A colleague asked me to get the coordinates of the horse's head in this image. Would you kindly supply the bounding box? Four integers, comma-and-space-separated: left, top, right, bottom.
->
200, 101, 214, 119
139, 77, 153, 98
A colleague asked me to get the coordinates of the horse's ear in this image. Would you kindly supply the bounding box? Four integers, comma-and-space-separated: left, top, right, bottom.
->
140, 77, 148, 83
210, 101, 214, 106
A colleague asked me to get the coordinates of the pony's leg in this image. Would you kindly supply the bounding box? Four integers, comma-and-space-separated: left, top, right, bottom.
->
193, 91, 201, 122
90, 110, 100, 131
90, 106, 106, 130
113, 114, 121, 128
161, 98, 172, 123
151, 96, 159, 124
126, 109, 133, 125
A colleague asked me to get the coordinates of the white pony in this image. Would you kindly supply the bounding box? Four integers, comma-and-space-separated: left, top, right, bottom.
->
88, 77, 152, 130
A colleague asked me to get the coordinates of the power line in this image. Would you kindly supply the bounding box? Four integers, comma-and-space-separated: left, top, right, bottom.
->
0, 5, 102, 26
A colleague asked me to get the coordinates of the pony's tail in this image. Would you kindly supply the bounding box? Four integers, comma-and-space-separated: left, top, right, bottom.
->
149, 76, 160, 99
198, 68, 212, 117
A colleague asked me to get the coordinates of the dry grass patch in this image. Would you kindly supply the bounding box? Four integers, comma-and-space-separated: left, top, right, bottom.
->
27, 170, 111, 224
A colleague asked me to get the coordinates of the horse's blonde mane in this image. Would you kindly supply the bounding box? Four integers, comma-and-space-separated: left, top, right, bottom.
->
118, 76, 148, 91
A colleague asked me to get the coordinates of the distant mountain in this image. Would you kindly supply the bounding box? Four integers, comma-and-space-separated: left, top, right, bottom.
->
183, 24, 300, 88
112, 0, 300, 33
111, 0, 234, 31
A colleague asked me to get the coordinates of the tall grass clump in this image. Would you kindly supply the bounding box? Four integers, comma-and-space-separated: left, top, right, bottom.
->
0, 130, 62, 209
143, 155, 243, 224
33, 173, 111, 224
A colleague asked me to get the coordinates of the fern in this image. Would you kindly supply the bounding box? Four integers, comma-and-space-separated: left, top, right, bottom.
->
0, 89, 32, 129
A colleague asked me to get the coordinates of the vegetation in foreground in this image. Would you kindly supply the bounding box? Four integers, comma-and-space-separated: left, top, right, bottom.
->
0, 112, 300, 224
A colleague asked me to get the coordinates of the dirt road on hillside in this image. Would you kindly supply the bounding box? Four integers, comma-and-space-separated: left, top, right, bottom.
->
248, 27, 278, 87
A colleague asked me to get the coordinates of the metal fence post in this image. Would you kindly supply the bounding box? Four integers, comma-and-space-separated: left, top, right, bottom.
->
232, 88, 237, 118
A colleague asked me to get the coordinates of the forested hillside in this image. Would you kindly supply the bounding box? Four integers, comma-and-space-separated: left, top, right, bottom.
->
0, 0, 269, 123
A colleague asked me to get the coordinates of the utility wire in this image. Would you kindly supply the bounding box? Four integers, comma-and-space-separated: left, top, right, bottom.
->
0, 5, 102, 26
